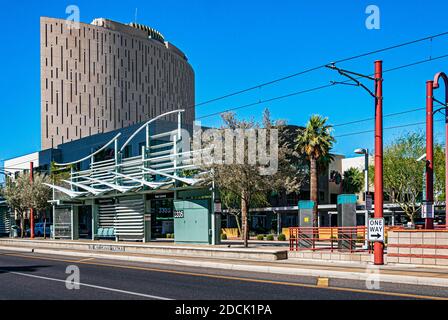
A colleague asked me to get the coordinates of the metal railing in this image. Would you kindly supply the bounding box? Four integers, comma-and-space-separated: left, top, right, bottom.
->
289, 226, 370, 253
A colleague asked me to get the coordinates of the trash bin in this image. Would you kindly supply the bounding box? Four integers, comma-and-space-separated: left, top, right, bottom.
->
11, 226, 19, 238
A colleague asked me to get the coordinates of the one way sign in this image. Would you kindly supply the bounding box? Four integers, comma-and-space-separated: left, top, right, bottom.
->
368, 218, 385, 242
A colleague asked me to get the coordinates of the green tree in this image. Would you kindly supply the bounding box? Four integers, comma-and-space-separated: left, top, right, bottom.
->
219, 188, 268, 238
342, 167, 364, 194
433, 143, 446, 203
1, 172, 52, 237
370, 133, 425, 224
295, 115, 336, 226
202, 109, 306, 247
50, 162, 72, 184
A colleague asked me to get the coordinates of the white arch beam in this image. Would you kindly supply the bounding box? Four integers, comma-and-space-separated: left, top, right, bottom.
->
120, 109, 185, 153
54, 133, 122, 167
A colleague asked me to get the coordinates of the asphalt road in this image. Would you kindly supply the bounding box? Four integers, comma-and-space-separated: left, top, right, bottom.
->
0, 250, 447, 300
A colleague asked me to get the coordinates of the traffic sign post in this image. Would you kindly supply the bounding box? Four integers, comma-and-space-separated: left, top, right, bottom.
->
368, 218, 385, 242
363, 194, 372, 250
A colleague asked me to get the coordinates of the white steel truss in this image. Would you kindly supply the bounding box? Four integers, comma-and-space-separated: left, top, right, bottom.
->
46, 110, 206, 200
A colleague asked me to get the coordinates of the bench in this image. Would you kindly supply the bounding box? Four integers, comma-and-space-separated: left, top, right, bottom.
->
95, 228, 116, 239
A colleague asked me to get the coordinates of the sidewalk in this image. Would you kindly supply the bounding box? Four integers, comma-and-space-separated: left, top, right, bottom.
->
1, 238, 448, 288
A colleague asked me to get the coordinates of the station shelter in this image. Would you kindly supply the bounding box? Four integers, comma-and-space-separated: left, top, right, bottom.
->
46, 110, 220, 245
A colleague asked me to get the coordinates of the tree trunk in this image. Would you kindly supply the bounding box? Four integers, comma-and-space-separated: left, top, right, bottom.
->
232, 213, 242, 238
310, 157, 318, 227
241, 191, 249, 248
20, 215, 25, 238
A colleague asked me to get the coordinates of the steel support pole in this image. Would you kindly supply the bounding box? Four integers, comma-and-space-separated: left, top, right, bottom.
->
426, 81, 434, 229
445, 91, 448, 229
445, 102, 448, 228
374, 60, 384, 265
30, 162, 35, 239
433, 72, 448, 227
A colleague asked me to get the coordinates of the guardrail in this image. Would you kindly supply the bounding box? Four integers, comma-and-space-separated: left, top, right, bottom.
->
289, 225, 448, 252
289, 226, 370, 253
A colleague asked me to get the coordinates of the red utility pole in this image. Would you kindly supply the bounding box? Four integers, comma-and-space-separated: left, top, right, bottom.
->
30, 162, 35, 239
325, 61, 385, 264
426, 81, 435, 229
374, 60, 384, 265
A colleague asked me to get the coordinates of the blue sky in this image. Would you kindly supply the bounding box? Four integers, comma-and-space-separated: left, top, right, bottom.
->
1, 0, 448, 164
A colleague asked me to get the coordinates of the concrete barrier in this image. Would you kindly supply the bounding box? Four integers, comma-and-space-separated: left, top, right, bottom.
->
387, 230, 448, 266
0, 239, 287, 261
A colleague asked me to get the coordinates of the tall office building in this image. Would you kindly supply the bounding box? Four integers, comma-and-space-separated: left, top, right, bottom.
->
40, 17, 195, 150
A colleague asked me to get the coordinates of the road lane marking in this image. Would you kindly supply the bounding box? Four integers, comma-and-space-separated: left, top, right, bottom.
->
77, 257, 96, 263
3, 252, 447, 300
3, 269, 173, 300
317, 278, 329, 287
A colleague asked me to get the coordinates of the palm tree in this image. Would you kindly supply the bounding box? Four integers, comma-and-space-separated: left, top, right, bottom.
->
295, 115, 335, 227
342, 167, 364, 194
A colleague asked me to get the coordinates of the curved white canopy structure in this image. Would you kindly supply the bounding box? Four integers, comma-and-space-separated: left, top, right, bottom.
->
141, 167, 200, 186
111, 172, 172, 189
62, 180, 110, 196
44, 183, 86, 198
81, 176, 137, 193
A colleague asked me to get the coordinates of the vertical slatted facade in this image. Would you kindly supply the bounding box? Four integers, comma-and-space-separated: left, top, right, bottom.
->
40, 17, 195, 150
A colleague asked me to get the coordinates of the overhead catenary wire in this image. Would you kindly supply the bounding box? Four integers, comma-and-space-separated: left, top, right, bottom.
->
194, 31, 448, 110
333, 107, 426, 128
335, 119, 445, 138
196, 53, 448, 120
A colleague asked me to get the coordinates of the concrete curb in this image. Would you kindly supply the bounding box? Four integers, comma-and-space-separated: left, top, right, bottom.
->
0, 239, 286, 261
1, 245, 448, 288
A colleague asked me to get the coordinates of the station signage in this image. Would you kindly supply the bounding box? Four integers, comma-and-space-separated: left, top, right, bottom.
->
421, 202, 434, 219
214, 202, 222, 213
174, 210, 184, 218
365, 195, 372, 211
368, 218, 384, 242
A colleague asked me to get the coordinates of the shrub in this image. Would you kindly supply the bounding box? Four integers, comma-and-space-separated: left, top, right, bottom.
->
257, 235, 265, 241
166, 233, 171, 239
278, 234, 286, 241
266, 234, 274, 241
221, 233, 227, 240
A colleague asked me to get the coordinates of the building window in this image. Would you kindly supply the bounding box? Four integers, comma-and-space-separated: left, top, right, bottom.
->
123, 145, 132, 158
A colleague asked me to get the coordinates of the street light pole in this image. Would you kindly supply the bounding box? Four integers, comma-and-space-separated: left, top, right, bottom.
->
30, 162, 35, 239
355, 148, 370, 249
